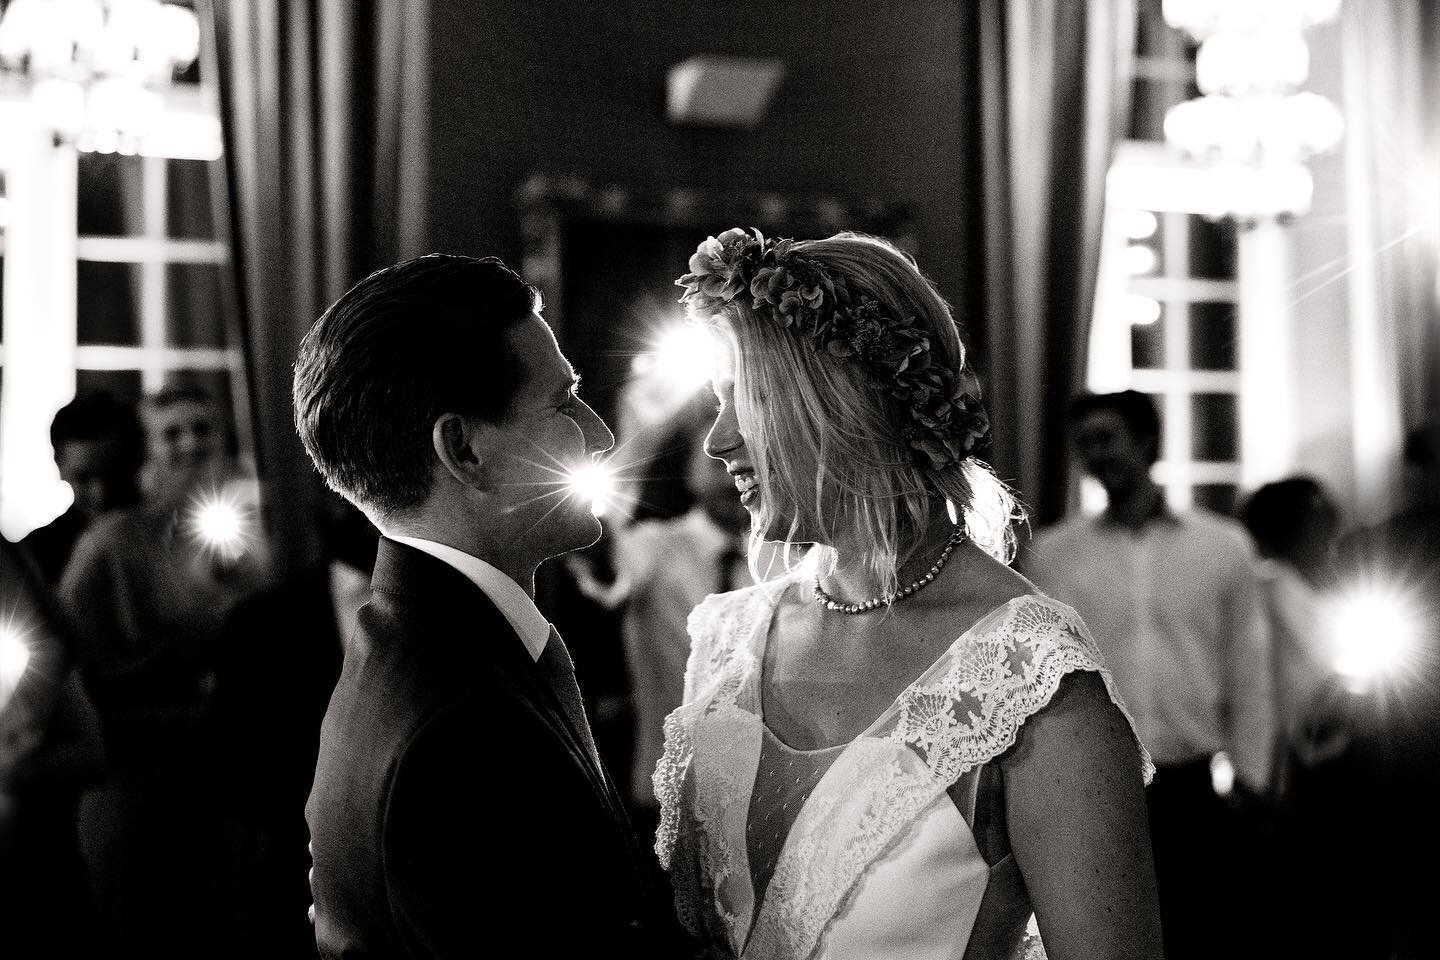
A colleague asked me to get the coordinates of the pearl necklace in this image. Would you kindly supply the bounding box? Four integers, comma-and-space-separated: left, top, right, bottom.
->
813, 527, 967, 614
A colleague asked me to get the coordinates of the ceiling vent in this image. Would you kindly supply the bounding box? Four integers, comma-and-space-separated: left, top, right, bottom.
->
666, 55, 786, 129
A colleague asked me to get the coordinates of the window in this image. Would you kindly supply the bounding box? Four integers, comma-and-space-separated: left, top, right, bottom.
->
74, 153, 234, 399
1086, 1, 1241, 515
0, 69, 234, 539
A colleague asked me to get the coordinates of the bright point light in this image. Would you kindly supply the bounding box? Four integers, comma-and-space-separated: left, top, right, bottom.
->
1209, 751, 1235, 797
1328, 585, 1421, 690
646, 324, 719, 397
189, 492, 250, 559
0, 623, 29, 709
1196, 29, 1309, 96
1124, 293, 1162, 326
565, 461, 618, 517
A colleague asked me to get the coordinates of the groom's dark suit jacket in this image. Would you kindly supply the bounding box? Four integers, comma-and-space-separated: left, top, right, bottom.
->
306, 539, 677, 958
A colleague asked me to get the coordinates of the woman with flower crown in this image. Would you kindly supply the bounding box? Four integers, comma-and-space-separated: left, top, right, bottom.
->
653, 229, 1164, 960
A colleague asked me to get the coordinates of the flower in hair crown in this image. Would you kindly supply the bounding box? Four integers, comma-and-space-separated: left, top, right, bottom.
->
677, 227, 992, 471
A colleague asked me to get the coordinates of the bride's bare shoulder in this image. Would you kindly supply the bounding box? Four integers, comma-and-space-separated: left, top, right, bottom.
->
948, 541, 1040, 614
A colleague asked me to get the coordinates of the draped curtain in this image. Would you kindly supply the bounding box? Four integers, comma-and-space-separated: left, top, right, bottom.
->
969, 0, 1137, 525
207, 0, 428, 574
1338, 0, 1440, 520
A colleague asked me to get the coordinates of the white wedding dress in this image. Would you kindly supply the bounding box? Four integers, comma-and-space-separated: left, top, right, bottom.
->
654, 579, 1152, 960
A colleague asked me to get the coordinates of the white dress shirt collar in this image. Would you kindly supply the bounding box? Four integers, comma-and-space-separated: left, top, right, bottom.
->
388, 535, 551, 662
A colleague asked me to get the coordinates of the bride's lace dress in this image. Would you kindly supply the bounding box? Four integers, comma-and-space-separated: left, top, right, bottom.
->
654, 579, 1153, 960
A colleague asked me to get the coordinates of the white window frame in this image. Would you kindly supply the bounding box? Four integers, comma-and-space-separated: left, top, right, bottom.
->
0, 78, 235, 540
1089, 143, 1245, 514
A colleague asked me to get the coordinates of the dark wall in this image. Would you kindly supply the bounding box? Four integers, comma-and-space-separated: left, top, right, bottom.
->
424, 0, 977, 339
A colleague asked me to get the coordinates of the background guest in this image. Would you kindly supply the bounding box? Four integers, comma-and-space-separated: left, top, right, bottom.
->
1238, 476, 1341, 790
59, 385, 271, 959
1024, 389, 1273, 960
1311, 422, 1440, 959
20, 392, 144, 585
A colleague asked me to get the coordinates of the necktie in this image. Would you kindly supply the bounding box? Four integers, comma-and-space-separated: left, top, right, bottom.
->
536, 625, 602, 768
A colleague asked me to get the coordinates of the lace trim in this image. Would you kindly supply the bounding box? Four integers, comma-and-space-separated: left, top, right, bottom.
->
659, 592, 1152, 960
745, 740, 935, 960
881, 596, 1154, 786
689, 707, 760, 954
749, 596, 1152, 960
657, 585, 779, 871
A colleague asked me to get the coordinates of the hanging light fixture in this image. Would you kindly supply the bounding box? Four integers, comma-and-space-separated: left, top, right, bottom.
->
0, 0, 200, 154
1162, 0, 1344, 223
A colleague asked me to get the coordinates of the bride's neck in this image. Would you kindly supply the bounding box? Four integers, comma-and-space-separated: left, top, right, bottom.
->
820, 509, 960, 603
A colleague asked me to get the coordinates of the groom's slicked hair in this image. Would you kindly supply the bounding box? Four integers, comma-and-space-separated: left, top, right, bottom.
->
293, 253, 539, 521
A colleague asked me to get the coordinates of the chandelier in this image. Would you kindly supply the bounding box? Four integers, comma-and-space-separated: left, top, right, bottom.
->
1161, 0, 1345, 223
0, 0, 200, 154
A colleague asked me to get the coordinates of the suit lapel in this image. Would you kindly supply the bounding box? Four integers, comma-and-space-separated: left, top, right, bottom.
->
369, 539, 631, 830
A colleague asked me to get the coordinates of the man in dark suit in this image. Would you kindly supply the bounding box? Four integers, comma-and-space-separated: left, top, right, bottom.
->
294, 255, 681, 958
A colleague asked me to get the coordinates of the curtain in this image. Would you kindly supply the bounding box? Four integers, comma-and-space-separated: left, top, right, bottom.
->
207, 0, 428, 574
971, 0, 1137, 525
1339, 0, 1440, 521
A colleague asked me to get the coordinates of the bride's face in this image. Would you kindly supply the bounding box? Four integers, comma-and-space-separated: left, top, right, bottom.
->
703, 344, 822, 545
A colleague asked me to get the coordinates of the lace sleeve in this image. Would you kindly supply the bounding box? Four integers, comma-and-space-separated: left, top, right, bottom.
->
875, 594, 1154, 787
681, 593, 723, 706
655, 589, 753, 876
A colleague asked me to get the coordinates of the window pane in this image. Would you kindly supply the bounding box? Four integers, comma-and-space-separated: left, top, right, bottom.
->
78, 154, 144, 237
1193, 483, 1238, 516
1131, 311, 1165, 369
1189, 301, 1238, 371
166, 160, 217, 240
1189, 217, 1236, 279
78, 261, 141, 345
167, 263, 226, 347
1191, 392, 1238, 462
76, 369, 143, 407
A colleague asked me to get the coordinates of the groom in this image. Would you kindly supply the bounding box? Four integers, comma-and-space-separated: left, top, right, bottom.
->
295, 255, 679, 957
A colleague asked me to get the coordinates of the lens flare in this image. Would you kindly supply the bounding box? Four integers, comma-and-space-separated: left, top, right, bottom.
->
1327, 583, 1422, 691
631, 323, 721, 398
187, 482, 256, 560
565, 461, 618, 517
1209, 751, 1235, 797
0, 622, 29, 710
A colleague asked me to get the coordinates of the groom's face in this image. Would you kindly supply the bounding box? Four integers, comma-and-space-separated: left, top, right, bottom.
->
484, 314, 614, 556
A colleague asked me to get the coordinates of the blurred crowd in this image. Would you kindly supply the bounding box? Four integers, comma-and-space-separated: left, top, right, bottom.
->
0, 371, 1436, 959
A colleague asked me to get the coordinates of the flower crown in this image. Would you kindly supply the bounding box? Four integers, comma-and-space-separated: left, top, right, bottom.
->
676, 227, 992, 471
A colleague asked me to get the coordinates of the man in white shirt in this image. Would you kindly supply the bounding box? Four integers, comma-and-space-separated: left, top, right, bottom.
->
1025, 390, 1272, 960
295, 255, 683, 958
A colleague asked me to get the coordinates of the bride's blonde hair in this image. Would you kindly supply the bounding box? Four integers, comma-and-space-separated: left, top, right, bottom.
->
700, 232, 1022, 598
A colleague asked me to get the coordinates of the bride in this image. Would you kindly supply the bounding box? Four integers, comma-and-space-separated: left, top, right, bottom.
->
654, 229, 1163, 960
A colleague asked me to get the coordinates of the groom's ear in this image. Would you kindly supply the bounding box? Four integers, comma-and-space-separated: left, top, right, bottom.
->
432, 413, 497, 490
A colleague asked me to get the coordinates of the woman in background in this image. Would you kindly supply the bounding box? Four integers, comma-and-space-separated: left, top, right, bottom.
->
655, 229, 1162, 959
